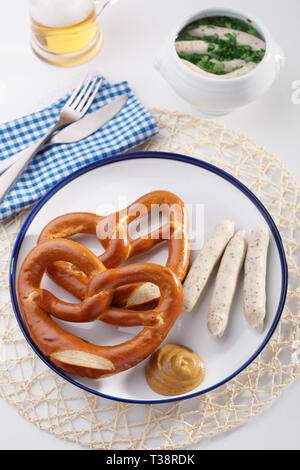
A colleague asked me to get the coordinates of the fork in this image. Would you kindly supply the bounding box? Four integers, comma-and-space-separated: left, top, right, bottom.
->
0, 75, 103, 203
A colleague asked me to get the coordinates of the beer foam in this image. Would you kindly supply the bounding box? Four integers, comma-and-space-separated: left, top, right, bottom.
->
29, 0, 95, 28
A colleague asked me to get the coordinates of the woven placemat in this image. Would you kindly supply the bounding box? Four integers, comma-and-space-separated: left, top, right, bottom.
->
0, 109, 299, 450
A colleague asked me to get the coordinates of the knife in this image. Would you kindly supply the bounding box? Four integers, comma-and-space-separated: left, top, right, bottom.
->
0, 94, 129, 175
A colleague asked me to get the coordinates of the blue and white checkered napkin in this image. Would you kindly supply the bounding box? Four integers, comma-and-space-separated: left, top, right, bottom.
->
0, 76, 158, 221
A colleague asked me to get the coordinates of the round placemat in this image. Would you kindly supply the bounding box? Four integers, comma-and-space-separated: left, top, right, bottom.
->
0, 110, 299, 450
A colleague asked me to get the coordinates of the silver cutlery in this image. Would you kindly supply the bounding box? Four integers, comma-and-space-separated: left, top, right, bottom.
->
0, 75, 103, 202
0, 93, 129, 175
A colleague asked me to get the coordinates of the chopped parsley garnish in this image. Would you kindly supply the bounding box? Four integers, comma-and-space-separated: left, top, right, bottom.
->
178, 52, 226, 74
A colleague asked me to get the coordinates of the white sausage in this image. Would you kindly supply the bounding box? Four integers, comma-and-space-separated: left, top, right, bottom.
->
210, 58, 254, 73
243, 226, 270, 330
176, 42, 255, 74
183, 220, 235, 313
181, 59, 257, 79
189, 25, 266, 51
207, 231, 247, 337
175, 40, 210, 55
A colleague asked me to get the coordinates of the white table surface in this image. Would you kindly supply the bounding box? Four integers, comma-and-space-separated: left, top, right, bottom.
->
0, 0, 299, 451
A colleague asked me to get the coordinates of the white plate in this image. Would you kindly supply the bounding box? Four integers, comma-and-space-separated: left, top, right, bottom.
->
10, 152, 288, 404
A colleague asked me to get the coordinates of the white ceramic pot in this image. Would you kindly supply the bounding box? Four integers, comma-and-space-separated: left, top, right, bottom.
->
155, 7, 285, 115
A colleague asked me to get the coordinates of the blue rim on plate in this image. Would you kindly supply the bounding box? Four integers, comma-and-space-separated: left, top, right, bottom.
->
9, 151, 288, 404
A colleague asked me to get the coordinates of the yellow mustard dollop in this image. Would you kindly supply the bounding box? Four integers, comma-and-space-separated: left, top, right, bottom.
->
145, 344, 206, 396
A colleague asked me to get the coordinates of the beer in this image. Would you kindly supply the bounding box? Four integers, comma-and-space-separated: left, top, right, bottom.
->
29, 0, 103, 66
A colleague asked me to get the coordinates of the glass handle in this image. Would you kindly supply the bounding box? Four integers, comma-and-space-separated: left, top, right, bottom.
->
94, 0, 118, 17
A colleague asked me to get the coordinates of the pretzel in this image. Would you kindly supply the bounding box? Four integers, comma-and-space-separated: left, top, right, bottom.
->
98, 191, 189, 308
37, 212, 131, 301
17, 239, 184, 379
38, 191, 190, 309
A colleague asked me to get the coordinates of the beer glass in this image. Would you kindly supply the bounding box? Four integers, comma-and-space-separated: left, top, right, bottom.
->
29, 0, 105, 66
